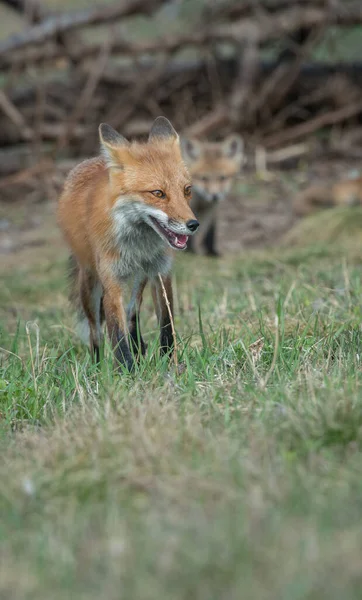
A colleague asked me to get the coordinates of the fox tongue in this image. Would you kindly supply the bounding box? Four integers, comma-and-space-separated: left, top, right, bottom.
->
174, 234, 188, 248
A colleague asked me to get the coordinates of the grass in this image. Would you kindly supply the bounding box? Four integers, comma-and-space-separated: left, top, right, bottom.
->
2, 217, 362, 598
283, 206, 362, 247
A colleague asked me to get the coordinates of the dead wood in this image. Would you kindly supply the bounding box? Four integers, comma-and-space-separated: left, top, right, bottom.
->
0, 89, 34, 140
0, 158, 54, 189
0, 0, 47, 23
204, 0, 330, 22
2, 2, 362, 71
0, 0, 167, 55
1, 0, 362, 196
263, 101, 362, 148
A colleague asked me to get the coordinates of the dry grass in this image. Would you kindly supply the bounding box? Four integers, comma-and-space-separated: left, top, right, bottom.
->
283, 206, 362, 247
2, 223, 362, 597
1, 385, 362, 599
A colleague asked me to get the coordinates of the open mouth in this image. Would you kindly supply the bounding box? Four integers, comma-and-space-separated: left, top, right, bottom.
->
150, 217, 189, 250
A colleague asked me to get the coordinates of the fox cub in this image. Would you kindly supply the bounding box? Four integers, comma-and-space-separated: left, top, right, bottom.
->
294, 176, 362, 216
57, 117, 199, 371
181, 134, 244, 256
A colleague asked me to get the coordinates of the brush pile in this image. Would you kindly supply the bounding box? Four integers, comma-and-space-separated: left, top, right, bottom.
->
1, 0, 362, 198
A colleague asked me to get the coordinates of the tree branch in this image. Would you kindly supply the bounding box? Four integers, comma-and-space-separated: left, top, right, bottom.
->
0, 0, 167, 55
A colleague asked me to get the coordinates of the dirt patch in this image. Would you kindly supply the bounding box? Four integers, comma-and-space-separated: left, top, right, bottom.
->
1, 158, 361, 270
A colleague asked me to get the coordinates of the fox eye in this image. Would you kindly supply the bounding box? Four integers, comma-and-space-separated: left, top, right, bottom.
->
219, 175, 227, 182
184, 185, 192, 197
201, 176, 209, 182
151, 190, 165, 198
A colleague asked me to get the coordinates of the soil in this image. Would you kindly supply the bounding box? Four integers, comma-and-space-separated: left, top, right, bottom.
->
1, 158, 361, 270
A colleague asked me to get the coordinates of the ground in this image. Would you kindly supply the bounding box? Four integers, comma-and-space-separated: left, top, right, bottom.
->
2, 159, 362, 599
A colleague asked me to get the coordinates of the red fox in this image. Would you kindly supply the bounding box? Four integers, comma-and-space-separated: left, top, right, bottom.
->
181, 134, 244, 256
293, 177, 362, 216
57, 117, 199, 371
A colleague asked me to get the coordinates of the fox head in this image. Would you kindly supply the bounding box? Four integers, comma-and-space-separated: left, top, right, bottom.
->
99, 117, 198, 251
181, 135, 245, 203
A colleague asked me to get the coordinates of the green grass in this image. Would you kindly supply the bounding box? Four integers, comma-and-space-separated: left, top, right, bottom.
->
2, 235, 362, 598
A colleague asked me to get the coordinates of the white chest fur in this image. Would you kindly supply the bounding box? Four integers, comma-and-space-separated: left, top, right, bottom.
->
111, 201, 172, 280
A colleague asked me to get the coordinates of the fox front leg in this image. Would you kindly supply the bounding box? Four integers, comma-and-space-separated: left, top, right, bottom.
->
78, 267, 104, 363
103, 292, 134, 371
99, 263, 134, 372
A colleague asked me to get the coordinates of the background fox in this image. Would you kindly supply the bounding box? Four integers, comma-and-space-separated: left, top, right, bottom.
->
293, 177, 362, 216
181, 134, 245, 256
57, 117, 199, 371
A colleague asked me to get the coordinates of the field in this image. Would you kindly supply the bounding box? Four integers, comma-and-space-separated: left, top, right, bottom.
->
2, 161, 362, 599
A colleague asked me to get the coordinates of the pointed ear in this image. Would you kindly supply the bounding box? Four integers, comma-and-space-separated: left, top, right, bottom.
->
180, 138, 202, 162
149, 116, 178, 142
99, 123, 129, 168
222, 134, 244, 159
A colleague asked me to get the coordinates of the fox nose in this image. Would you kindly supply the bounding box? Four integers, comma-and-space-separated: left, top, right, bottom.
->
211, 194, 219, 203
186, 219, 199, 233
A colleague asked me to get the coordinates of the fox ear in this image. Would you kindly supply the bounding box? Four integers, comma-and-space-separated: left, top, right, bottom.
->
222, 134, 244, 159
149, 117, 179, 142
99, 123, 129, 148
99, 123, 129, 168
180, 138, 202, 161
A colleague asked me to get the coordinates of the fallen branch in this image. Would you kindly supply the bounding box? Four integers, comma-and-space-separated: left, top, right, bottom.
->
1, 0, 47, 23
263, 100, 362, 148
3, 2, 362, 66
204, 0, 329, 22
0, 159, 54, 189
2, 2, 362, 74
0, 89, 34, 141
184, 106, 229, 138
0, 0, 166, 55
265, 142, 310, 163
56, 38, 112, 152
0, 0, 362, 193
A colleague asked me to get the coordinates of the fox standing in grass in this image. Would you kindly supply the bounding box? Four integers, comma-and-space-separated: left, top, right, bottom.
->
181, 134, 244, 256
57, 117, 199, 371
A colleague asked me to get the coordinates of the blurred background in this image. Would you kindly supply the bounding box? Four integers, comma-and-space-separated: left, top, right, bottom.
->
1, 0, 362, 255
